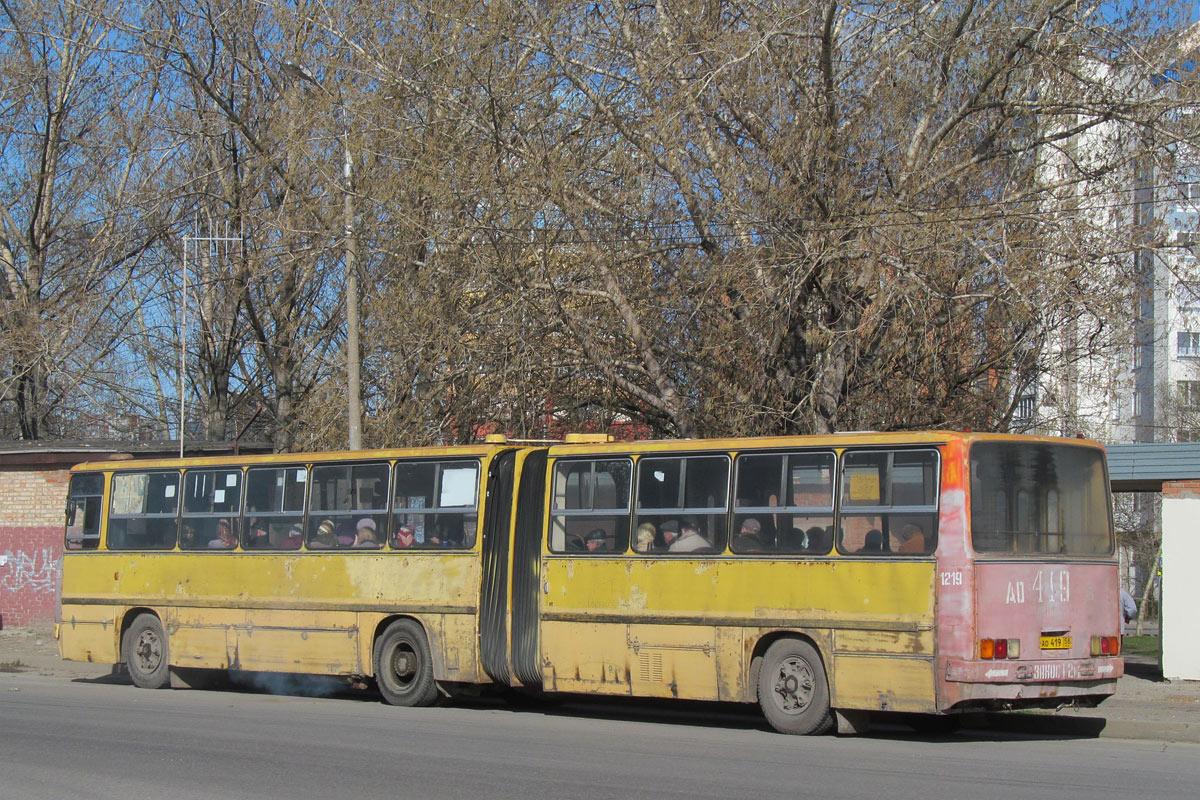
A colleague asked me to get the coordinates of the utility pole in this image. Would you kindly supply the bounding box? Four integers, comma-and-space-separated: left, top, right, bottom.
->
281, 60, 362, 449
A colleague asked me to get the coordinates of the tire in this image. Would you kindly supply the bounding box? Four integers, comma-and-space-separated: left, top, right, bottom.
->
123, 613, 170, 690
757, 638, 834, 735
373, 619, 439, 707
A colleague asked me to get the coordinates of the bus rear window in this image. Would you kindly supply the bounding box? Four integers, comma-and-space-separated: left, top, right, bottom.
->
970, 443, 1112, 555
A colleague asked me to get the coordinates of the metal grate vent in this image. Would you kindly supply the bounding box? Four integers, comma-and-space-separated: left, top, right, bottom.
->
638, 652, 663, 682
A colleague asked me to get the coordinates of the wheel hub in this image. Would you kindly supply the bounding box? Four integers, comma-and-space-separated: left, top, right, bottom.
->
135, 631, 161, 671
774, 656, 814, 713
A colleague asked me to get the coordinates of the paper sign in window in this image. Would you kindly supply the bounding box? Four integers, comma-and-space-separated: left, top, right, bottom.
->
226, 474, 239, 487
439, 467, 476, 507
848, 472, 880, 503
214, 489, 226, 504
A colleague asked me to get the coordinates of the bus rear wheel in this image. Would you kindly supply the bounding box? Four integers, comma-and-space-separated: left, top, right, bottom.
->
123, 613, 170, 690
757, 639, 833, 735
374, 620, 438, 707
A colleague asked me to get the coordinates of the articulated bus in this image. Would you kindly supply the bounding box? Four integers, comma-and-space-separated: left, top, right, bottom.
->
57, 431, 1121, 734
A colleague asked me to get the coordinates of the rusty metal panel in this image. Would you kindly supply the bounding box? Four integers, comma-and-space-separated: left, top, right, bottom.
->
168, 606, 234, 669
831, 654, 937, 713
540, 557, 936, 703
540, 621, 631, 694
56, 603, 120, 664
627, 623, 718, 700
834, 629, 934, 656
541, 558, 935, 624
58, 549, 483, 678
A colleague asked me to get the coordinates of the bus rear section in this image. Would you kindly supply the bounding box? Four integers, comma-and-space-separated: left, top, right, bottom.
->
940, 439, 1122, 711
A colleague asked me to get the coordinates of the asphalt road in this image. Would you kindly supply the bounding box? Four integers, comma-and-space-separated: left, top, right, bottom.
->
2, 672, 1197, 800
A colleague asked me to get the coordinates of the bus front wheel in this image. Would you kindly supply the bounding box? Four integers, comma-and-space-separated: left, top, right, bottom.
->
757, 638, 833, 735
374, 620, 438, 707
123, 613, 170, 690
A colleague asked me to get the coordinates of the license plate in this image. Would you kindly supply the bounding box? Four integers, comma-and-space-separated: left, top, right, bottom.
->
1039, 635, 1072, 650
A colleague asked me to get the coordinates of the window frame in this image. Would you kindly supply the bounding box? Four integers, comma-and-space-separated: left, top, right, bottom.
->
731, 449, 836, 555
65, 473, 104, 550
390, 458, 481, 550
106, 469, 182, 551
547, 457, 633, 555
180, 468, 244, 551
632, 453, 730, 555
835, 448, 941, 557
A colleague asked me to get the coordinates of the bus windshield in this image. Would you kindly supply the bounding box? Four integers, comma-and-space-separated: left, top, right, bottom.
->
969, 442, 1112, 556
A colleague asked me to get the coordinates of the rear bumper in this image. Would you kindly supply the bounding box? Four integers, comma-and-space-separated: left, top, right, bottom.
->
941, 657, 1121, 711
946, 656, 1123, 683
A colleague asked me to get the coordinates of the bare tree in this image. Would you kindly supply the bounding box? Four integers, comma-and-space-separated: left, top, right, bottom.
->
0, 0, 171, 438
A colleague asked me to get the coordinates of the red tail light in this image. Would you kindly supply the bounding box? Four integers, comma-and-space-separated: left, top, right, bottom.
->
995, 638, 1008, 659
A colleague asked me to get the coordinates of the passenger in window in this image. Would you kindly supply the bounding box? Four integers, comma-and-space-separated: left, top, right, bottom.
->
354, 518, 380, 548
208, 520, 236, 549
859, 529, 885, 553
659, 519, 681, 549
181, 524, 197, 549
334, 519, 357, 547
311, 519, 337, 549
635, 522, 657, 553
896, 523, 926, 554
394, 523, 416, 548
584, 528, 610, 552
669, 518, 710, 553
428, 519, 458, 548
280, 524, 303, 550
735, 518, 766, 552
246, 521, 270, 549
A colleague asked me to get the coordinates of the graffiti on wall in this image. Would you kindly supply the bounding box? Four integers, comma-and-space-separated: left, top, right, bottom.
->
1, 548, 61, 593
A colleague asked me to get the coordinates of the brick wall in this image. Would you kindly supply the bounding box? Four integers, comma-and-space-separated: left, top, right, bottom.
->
0, 467, 70, 628
1162, 479, 1200, 499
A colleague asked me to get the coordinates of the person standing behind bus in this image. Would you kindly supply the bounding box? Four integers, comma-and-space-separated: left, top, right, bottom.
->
1120, 587, 1137, 635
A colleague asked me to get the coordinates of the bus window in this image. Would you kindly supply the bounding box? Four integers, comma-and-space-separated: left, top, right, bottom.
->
311, 462, 390, 549
181, 469, 242, 550
549, 459, 631, 553
244, 466, 307, 549
733, 452, 834, 554
970, 442, 1112, 555
65, 473, 104, 550
838, 450, 938, 556
108, 471, 180, 550
634, 456, 728, 554
391, 460, 480, 549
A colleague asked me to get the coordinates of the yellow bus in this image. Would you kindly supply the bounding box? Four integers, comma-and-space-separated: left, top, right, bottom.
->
58, 431, 1121, 734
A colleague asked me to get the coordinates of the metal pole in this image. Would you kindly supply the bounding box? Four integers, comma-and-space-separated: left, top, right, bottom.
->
344, 136, 362, 450
180, 236, 188, 458
280, 61, 362, 451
